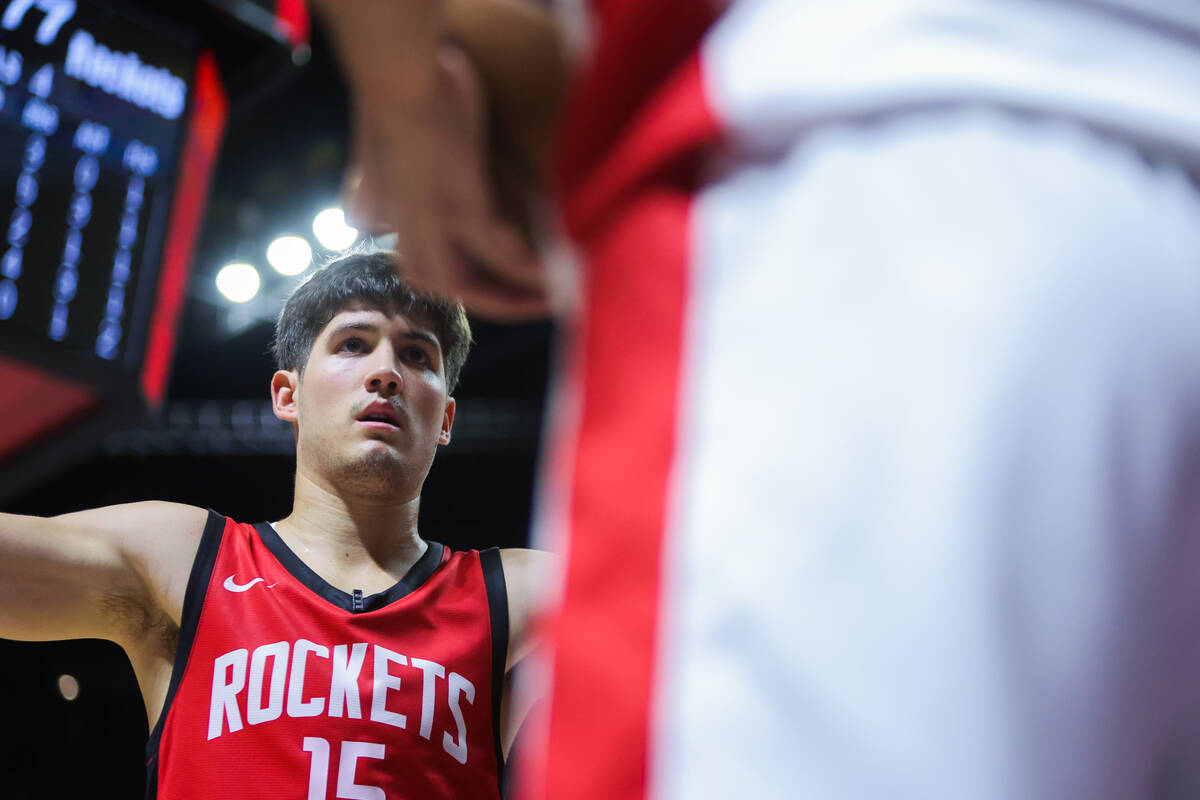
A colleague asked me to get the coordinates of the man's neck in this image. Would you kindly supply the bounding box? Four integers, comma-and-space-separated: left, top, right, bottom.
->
275, 471, 428, 595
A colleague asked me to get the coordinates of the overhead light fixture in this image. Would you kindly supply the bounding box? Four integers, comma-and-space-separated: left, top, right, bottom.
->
266, 235, 312, 276
312, 207, 358, 251
58, 674, 80, 701
215, 262, 261, 303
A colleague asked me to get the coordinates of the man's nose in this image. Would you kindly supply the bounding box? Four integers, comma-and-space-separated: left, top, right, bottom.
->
365, 361, 402, 395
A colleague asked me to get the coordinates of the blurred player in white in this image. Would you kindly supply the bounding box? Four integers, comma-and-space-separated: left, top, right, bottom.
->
313, 1, 1200, 797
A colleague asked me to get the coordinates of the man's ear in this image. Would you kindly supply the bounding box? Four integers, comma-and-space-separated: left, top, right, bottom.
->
439, 397, 456, 445
271, 370, 300, 425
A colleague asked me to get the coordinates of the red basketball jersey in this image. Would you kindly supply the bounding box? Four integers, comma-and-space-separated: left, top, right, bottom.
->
147, 511, 508, 799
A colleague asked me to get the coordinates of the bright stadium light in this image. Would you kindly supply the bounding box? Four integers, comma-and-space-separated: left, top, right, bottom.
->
312, 207, 358, 251
58, 674, 79, 701
266, 235, 313, 276
215, 262, 261, 303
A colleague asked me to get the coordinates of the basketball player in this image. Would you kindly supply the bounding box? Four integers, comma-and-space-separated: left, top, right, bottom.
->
0, 251, 548, 798
314, 2, 1200, 799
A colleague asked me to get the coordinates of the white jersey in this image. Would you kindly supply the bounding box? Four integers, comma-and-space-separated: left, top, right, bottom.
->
528, 3, 1200, 799
704, 0, 1200, 164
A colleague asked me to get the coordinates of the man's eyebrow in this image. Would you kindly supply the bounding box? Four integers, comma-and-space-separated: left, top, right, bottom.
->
398, 329, 442, 353
327, 320, 378, 336
327, 320, 441, 352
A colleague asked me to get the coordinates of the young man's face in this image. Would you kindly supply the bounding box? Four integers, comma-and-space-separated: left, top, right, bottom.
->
274, 303, 456, 500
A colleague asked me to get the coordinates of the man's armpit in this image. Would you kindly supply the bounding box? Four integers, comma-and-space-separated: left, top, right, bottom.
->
99, 585, 178, 658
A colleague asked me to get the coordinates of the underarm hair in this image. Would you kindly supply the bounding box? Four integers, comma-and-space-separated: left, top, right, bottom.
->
100, 585, 178, 656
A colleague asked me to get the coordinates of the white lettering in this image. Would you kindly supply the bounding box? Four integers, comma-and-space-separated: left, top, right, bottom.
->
303, 737, 330, 800
62, 227, 80, 265
443, 671, 475, 765
105, 283, 124, 317
22, 134, 44, 170
7, 207, 29, 247
63, 29, 186, 120
36, 0, 74, 45
67, 190, 89, 227
72, 154, 96, 191
0, 0, 37, 32
20, 96, 56, 134
369, 646, 407, 729
246, 640, 289, 725
72, 120, 109, 154
111, 245, 130, 281
48, 300, 66, 339
54, 266, 76, 302
0, 46, 22, 85
329, 643, 367, 719
117, 211, 138, 247
122, 140, 157, 176
28, 62, 51, 97
337, 741, 386, 800
0, 279, 16, 319
15, 170, 37, 207
1, 0, 75, 45
206, 639, 476, 755
124, 175, 143, 210
61, 25, 85, 73
409, 657, 445, 741
207, 649, 248, 740
2, 247, 22, 279
288, 639, 328, 718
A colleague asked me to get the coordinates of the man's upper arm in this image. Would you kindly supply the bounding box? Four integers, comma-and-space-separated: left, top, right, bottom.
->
0, 501, 208, 645
499, 547, 558, 670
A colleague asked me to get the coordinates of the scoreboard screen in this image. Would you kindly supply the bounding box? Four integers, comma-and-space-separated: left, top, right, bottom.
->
0, 0, 203, 387
0, 0, 303, 487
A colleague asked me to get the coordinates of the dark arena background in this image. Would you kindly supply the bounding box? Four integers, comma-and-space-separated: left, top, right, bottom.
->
0, 2, 550, 797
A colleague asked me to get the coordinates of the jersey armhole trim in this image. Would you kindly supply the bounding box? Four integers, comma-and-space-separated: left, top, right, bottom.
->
480, 546, 510, 790
143, 508, 226, 800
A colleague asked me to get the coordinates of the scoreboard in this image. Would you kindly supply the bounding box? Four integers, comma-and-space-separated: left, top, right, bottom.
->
0, 0, 305, 493
0, 0, 197, 381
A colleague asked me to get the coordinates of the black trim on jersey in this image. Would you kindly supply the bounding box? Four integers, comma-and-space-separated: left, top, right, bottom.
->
480, 546, 510, 792
144, 509, 226, 800
252, 522, 445, 613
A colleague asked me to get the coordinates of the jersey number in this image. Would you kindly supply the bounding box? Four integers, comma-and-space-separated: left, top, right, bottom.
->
303, 737, 386, 800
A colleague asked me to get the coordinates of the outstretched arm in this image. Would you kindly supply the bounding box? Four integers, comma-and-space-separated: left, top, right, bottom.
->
0, 501, 207, 646
311, 0, 568, 319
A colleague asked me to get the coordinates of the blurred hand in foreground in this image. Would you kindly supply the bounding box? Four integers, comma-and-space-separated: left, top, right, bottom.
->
344, 41, 550, 319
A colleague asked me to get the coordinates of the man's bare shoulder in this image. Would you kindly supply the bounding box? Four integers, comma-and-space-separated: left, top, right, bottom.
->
498, 547, 557, 590
54, 500, 211, 537
53, 501, 212, 615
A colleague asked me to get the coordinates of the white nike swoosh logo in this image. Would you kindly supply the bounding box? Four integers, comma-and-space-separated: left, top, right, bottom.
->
223, 575, 271, 592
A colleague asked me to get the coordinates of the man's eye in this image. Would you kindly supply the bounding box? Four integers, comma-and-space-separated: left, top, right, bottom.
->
338, 337, 365, 353
404, 346, 429, 365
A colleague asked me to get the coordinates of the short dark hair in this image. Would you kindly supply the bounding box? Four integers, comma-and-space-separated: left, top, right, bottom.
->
271, 251, 472, 392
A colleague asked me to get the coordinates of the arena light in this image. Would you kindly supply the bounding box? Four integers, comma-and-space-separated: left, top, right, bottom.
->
312, 207, 358, 251
266, 235, 312, 276
58, 674, 79, 701
215, 262, 261, 303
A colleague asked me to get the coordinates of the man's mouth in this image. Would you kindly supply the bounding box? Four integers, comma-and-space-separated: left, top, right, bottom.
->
357, 402, 401, 428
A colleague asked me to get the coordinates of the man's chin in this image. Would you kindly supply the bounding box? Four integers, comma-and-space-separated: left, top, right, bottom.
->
336, 447, 411, 494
